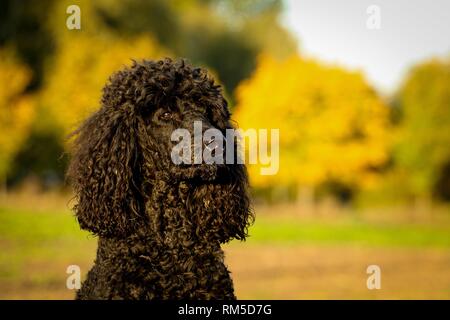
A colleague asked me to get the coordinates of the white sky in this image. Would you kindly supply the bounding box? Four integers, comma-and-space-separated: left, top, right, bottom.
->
282, 0, 450, 94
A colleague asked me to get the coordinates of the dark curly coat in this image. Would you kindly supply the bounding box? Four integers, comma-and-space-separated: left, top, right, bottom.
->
66, 58, 253, 299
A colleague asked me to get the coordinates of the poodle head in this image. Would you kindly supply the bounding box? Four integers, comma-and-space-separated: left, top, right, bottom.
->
67, 58, 252, 241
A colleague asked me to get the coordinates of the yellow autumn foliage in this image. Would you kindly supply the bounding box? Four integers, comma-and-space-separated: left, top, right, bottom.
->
0, 50, 35, 178
234, 54, 391, 190
40, 33, 168, 137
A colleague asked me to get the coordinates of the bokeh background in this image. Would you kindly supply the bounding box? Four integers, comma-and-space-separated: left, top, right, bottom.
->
0, 0, 449, 299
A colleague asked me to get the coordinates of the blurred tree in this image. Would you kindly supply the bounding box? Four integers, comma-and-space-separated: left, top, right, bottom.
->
240, 9, 297, 61
39, 33, 167, 138
1, 0, 296, 98
0, 0, 56, 90
211, 0, 297, 58
175, 0, 297, 95
234, 54, 391, 202
8, 129, 68, 189
393, 58, 450, 201
0, 49, 35, 192
92, 0, 296, 96
0, 0, 85, 188
95, 0, 180, 50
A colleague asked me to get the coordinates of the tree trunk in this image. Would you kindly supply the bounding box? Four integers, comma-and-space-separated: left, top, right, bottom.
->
296, 186, 316, 215
0, 173, 6, 202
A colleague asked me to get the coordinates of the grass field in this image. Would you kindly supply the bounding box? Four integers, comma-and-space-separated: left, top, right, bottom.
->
1, 201, 449, 299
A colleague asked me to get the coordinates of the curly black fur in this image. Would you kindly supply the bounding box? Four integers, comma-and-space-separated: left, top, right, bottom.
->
66, 58, 253, 299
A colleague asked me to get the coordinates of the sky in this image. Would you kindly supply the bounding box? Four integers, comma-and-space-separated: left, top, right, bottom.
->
282, 0, 450, 94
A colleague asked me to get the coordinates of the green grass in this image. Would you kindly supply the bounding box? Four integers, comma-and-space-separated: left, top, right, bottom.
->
0, 207, 96, 285
0, 207, 88, 242
1, 206, 449, 248
247, 217, 450, 247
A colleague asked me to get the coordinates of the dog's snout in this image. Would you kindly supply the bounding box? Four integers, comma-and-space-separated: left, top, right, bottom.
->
204, 136, 216, 146
203, 129, 224, 152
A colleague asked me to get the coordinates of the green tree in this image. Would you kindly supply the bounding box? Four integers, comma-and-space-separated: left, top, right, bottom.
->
93, 0, 296, 95
0, 0, 57, 90
394, 57, 450, 201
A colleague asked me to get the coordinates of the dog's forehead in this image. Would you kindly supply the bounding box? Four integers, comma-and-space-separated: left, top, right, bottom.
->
169, 99, 208, 114
102, 59, 227, 115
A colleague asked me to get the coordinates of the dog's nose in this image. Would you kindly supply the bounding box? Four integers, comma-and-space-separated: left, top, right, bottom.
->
204, 135, 221, 153
204, 136, 216, 147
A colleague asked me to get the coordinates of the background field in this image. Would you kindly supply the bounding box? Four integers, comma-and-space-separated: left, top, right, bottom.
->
1, 193, 449, 300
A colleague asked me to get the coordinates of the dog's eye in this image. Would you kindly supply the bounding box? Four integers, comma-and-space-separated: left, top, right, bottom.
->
160, 111, 172, 121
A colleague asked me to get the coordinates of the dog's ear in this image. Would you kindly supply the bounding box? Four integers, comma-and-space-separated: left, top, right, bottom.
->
66, 106, 152, 238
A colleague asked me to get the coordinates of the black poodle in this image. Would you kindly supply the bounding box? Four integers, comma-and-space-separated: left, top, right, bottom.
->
66, 58, 253, 299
